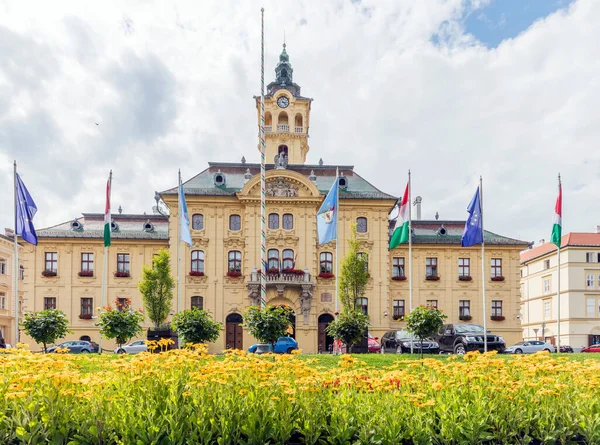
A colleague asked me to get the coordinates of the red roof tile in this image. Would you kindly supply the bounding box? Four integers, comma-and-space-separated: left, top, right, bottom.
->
520, 233, 600, 264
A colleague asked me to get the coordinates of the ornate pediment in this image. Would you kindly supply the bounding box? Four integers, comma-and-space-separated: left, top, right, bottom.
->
239, 170, 322, 200
192, 237, 209, 248
267, 231, 299, 247
266, 178, 298, 198
224, 238, 246, 249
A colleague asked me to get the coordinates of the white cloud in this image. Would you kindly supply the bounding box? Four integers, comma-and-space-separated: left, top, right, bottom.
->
0, 0, 597, 243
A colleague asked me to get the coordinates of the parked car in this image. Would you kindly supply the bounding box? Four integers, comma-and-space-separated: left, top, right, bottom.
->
47, 340, 99, 354
248, 336, 298, 354
368, 334, 381, 353
581, 344, 600, 353
435, 324, 505, 354
504, 341, 556, 354
380, 330, 439, 354
559, 345, 574, 353
115, 340, 147, 354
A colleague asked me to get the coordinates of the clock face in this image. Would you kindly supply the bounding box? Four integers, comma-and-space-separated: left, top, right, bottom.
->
277, 96, 289, 108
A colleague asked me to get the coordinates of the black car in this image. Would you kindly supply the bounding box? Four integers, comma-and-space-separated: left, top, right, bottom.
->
559, 345, 574, 353
435, 324, 505, 354
380, 330, 439, 354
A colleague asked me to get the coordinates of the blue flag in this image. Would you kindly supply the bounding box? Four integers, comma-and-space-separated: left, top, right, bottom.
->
179, 181, 192, 247
461, 186, 483, 247
317, 177, 339, 245
15, 173, 38, 245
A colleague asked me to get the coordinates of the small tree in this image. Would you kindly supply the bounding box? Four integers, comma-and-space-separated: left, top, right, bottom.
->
96, 299, 145, 349
138, 249, 174, 329
21, 309, 72, 353
243, 305, 292, 347
326, 311, 369, 353
405, 305, 447, 359
171, 308, 222, 346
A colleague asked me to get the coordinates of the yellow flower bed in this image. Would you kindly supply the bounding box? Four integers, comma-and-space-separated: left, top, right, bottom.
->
1, 348, 599, 444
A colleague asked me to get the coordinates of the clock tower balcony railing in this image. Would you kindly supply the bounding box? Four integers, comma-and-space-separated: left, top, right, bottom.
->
265, 125, 272, 133
277, 124, 290, 132
294, 126, 303, 134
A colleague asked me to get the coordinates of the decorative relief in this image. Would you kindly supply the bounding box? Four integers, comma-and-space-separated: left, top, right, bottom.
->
224, 238, 245, 249
224, 276, 245, 285
186, 276, 208, 284
266, 178, 298, 197
358, 240, 374, 251
267, 232, 299, 248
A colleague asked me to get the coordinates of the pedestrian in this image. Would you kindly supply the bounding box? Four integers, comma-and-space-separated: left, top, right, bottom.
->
0, 338, 6, 349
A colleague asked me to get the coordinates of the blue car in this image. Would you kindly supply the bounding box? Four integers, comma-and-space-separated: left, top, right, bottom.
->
248, 337, 298, 354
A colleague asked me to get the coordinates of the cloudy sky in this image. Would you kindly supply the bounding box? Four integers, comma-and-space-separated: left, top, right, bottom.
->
1, 0, 597, 244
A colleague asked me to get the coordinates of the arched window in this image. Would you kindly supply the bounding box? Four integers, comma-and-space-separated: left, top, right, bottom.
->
356, 217, 368, 233
282, 214, 293, 230
320, 252, 333, 273
268, 213, 279, 230
192, 214, 204, 230
283, 249, 294, 270
268, 249, 280, 270
277, 112, 289, 132
355, 297, 368, 315
229, 215, 241, 231
294, 113, 303, 130
265, 111, 272, 128
191, 250, 204, 273
191, 296, 203, 310
278, 145, 288, 157
228, 251, 242, 272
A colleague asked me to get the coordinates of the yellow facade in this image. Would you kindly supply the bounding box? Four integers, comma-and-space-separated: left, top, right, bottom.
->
0, 231, 23, 346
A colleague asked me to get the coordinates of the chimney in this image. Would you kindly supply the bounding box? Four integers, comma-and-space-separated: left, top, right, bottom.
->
413, 196, 422, 220
597, 225, 600, 234
5, 228, 14, 237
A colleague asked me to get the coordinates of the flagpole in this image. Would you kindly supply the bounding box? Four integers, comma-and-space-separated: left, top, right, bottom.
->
259, 7, 266, 308
556, 173, 561, 353
408, 170, 413, 355
480, 176, 487, 353
335, 167, 340, 315
178, 170, 182, 315
13, 161, 19, 347
100, 170, 112, 353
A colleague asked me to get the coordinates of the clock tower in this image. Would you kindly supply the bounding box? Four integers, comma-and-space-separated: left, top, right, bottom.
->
256, 43, 312, 165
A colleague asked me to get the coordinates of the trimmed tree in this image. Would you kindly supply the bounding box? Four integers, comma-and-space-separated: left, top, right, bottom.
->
96, 299, 145, 350
243, 305, 292, 348
171, 308, 222, 346
326, 224, 370, 353
21, 309, 72, 353
138, 249, 174, 329
405, 305, 447, 359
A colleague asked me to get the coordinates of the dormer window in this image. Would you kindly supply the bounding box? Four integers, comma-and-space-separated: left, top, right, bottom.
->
143, 220, 154, 232
214, 170, 226, 187
70, 219, 82, 231
437, 225, 447, 236
110, 221, 119, 231
338, 177, 348, 190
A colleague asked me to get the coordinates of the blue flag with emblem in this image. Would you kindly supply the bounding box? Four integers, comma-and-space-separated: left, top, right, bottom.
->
317, 176, 339, 245
461, 186, 483, 247
15, 173, 38, 245
179, 175, 192, 247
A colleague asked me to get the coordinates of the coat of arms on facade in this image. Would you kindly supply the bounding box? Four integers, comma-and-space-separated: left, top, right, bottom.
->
266, 178, 298, 197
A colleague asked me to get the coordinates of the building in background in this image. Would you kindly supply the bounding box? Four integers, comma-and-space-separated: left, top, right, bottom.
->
0, 229, 23, 346
520, 232, 600, 349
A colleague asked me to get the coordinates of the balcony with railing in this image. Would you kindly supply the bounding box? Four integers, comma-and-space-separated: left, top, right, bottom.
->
247, 267, 315, 307
294, 126, 303, 134
265, 125, 272, 133
277, 124, 290, 132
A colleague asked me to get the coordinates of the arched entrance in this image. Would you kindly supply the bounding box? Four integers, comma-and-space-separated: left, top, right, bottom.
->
226, 313, 243, 350
318, 313, 335, 353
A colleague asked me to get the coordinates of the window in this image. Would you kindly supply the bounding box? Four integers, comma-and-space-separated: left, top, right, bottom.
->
80, 298, 93, 316
393, 300, 405, 320
282, 249, 294, 270
45, 252, 58, 272
117, 298, 130, 311
355, 297, 368, 315
459, 300, 471, 317
0, 260, 5, 274
586, 252, 595, 263
587, 298, 595, 317
356, 217, 368, 233
117, 254, 130, 274
228, 251, 242, 272
282, 214, 294, 230
357, 252, 369, 272
587, 274, 595, 288
543, 278, 551, 293
598, 253, 600, 263
0, 292, 5, 310
426, 258, 438, 277
191, 296, 203, 310
81, 253, 94, 272
491, 258, 502, 278
544, 259, 550, 270
426, 300, 438, 309
229, 215, 241, 231
192, 214, 204, 230
268, 213, 279, 229
392, 257, 405, 278
19, 265, 24, 280
458, 258, 470, 277
268, 249, 280, 270
191, 250, 205, 273
544, 300, 551, 319
492, 300, 503, 317
44, 297, 56, 310
320, 252, 333, 273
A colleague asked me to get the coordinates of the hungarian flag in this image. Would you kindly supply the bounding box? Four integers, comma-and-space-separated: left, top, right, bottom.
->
550, 180, 562, 247
104, 175, 111, 247
390, 183, 410, 249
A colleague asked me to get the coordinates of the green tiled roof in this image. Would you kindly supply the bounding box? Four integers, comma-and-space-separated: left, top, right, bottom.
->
389, 220, 529, 246
37, 214, 169, 240
161, 163, 396, 200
